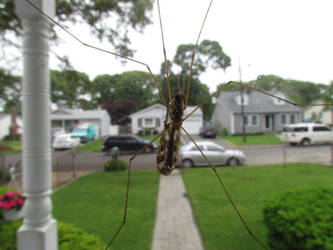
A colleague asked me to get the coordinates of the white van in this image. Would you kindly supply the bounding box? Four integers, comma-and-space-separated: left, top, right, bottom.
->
280, 123, 333, 146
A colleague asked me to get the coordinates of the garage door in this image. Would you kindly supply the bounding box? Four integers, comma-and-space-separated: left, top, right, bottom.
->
182, 117, 202, 134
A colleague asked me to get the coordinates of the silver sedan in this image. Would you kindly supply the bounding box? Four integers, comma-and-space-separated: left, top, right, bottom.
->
180, 141, 245, 168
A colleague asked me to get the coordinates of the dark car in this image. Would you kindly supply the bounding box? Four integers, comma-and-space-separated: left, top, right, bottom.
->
199, 124, 217, 138
102, 134, 158, 153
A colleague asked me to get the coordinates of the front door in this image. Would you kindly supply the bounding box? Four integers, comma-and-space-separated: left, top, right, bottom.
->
264, 115, 272, 131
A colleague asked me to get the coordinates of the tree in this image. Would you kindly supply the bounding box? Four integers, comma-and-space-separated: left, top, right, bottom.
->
51, 69, 91, 108
0, 69, 21, 113
113, 71, 156, 111
91, 74, 120, 106
173, 40, 231, 76
102, 99, 136, 125
158, 73, 214, 121
2, 0, 154, 59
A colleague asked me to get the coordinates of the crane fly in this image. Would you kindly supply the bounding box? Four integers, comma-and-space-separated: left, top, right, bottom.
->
22, 0, 333, 249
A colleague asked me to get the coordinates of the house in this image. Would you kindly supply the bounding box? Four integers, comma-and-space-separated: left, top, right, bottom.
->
50, 108, 111, 138
213, 90, 302, 135
129, 104, 203, 135
0, 113, 23, 141
303, 100, 333, 125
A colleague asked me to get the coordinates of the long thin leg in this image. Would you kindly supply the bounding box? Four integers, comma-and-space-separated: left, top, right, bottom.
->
23, 0, 168, 107
181, 126, 268, 250
183, 80, 333, 122
105, 132, 163, 250
156, 0, 172, 103
185, 0, 214, 109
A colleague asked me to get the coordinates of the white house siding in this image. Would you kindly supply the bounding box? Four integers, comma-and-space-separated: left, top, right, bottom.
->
50, 109, 111, 138
182, 107, 203, 135
130, 104, 203, 135
304, 100, 332, 124
0, 115, 11, 140
0, 115, 23, 141
130, 104, 166, 135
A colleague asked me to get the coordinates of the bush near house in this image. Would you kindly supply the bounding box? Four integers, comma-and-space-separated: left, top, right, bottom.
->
103, 159, 128, 171
263, 187, 333, 250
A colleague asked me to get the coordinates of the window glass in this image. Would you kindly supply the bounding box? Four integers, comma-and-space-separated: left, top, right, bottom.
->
207, 145, 222, 151
190, 145, 205, 151
281, 114, 286, 124
313, 126, 330, 131
294, 127, 308, 132
251, 115, 258, 125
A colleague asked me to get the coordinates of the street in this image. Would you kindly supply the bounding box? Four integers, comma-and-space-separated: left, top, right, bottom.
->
3, 139, 332, 174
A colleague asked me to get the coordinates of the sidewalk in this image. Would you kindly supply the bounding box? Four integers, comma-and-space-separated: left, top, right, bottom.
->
151, 169, 204, 250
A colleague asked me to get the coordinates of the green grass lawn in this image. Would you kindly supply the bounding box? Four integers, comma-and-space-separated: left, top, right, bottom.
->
73, 138, 104, 152
0, 140, 22, 154
52, 170, 159, 250
182, 163, 333, 250
220, 134, 285, 146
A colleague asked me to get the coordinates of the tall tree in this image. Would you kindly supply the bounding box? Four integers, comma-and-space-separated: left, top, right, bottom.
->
51, 69, 91, 108
158, 73, 214, 121
0, 69, 21, 113
173, 40, 231, 76
113, 71, 156, 110
1, 0, 154, 59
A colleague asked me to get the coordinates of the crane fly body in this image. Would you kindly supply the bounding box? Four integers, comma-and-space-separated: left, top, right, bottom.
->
157, 90, 185, 175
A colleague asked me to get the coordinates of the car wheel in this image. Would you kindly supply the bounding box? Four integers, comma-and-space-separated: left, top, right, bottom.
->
301, 138, 311, 146
227, 157, 239, 166
183, 159, 193, 168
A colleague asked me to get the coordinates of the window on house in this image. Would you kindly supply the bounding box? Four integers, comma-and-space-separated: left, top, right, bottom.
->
244, 115, 248, 126
290, 114, 296, 124
138, 118, 142, 127
251, 115, 258, 126
281, 114, 286, 124
143, 117, 155, 128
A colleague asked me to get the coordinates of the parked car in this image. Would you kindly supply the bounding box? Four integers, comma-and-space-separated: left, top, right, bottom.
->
280, 123, 333, 146
71, 124, 96, 143
180, 141, 245, 168
199, 124, 217, 138
102, 134, 158, 153
52, 133, 81, 150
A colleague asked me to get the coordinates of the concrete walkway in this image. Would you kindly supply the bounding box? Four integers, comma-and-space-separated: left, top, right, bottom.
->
151, 169, 204, 250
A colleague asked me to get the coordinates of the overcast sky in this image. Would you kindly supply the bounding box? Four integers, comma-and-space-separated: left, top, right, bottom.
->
49, 0, 333, 93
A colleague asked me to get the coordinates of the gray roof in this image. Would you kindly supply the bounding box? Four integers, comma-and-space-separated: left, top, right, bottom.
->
129, 104, 202, 118
216, 90, 302, 114
51, 108, 109, 120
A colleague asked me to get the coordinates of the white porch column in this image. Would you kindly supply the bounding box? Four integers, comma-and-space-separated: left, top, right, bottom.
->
15, 1, 58, 250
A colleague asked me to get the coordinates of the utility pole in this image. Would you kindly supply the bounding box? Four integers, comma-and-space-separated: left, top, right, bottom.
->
15, 1, 58, 249
239, 60, 246, 143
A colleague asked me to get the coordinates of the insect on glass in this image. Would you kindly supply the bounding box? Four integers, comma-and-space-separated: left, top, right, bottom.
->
22, 0, 333, 249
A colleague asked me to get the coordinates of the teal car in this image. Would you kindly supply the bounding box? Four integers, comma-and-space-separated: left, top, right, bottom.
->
71, 125, 96, 143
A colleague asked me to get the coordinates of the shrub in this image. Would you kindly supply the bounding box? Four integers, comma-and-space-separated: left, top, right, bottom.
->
263, 187, 333, 250
137, 130, 144, 136
218, 128, 229, 137
0, 220, 104, 250
104, 159, 128, 172
0, 170, 11, 181
145, 128, 151, 135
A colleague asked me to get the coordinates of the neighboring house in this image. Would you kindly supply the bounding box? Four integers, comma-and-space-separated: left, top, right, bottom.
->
129, 104, 203, 135
50, 108, 111, 138
303, 100, 333, 125
0, 113, 23, 141
213, 90, 302, 135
